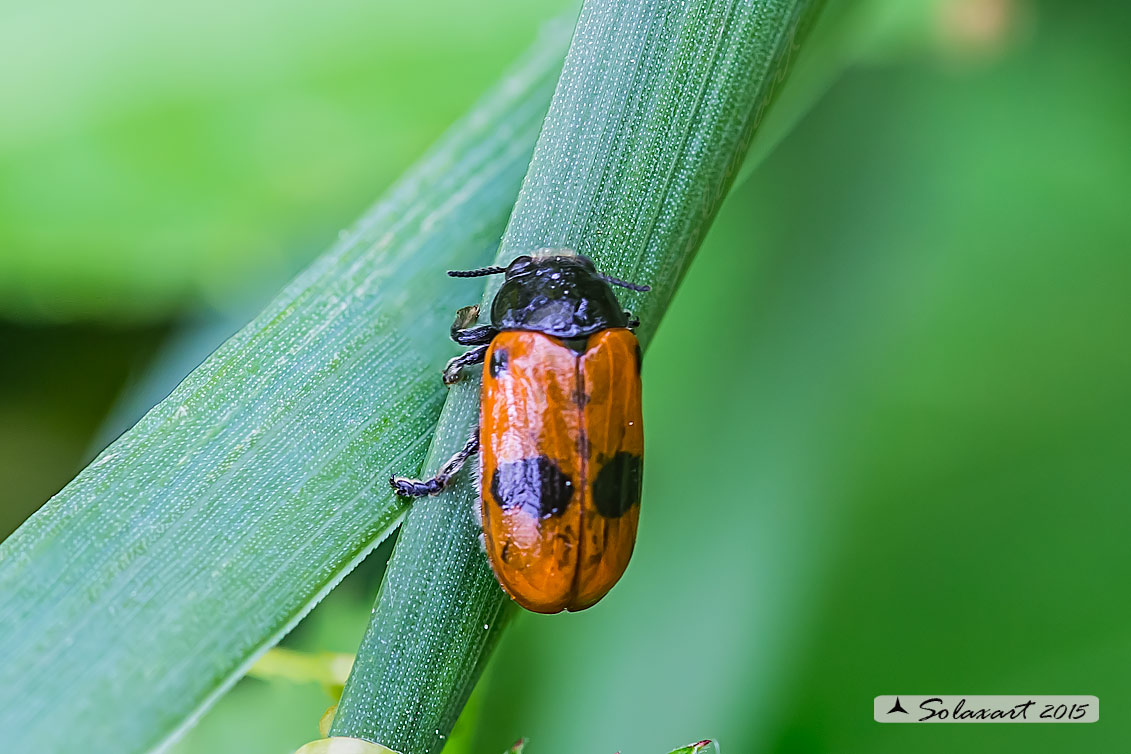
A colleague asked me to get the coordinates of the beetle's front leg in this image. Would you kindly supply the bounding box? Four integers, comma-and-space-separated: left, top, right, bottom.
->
451, 305, 498, 346
443, 345, 489, 385
390, 427, 480, 497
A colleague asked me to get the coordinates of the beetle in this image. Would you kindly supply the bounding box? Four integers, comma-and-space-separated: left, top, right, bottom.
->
390, 250, 649, 613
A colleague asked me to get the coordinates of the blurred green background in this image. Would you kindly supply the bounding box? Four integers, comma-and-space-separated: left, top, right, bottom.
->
2, 0, 1128, 752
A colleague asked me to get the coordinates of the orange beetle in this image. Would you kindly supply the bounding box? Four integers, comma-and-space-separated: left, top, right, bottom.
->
392, 251, 648, 613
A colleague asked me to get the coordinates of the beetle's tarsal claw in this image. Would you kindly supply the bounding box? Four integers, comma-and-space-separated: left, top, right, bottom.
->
442, 359, 462, 385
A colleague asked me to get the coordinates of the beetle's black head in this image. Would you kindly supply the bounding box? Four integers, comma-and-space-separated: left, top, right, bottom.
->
490, 253, 629, 339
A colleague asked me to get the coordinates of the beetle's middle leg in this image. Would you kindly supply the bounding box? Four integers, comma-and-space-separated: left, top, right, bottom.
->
390, 426, 480, 497
443, 345, 488, 385
624, 310, 641, 330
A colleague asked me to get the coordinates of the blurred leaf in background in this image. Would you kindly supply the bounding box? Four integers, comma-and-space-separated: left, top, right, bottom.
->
2, 0, 1129, 752
0, 0, 573, 323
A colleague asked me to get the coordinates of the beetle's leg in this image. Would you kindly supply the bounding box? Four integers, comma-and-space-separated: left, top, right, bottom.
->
443, 344, 489, 385
390, 427, 480, 497
624, 310, 641, 330
441, 306, 495, 385
453, 325, 497, 346
451, 305, 498, 346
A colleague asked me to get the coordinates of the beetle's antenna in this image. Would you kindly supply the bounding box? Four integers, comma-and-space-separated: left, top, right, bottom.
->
448, 266, 507, 278
602, 274, 651, 292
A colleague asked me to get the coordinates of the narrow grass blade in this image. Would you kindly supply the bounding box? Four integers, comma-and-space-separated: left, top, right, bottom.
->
666, 741, 718, 754
329, 1, 823, 752
247, 648, 354, 692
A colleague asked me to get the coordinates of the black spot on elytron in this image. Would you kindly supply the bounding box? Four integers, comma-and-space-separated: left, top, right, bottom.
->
633, 342, 642, 374
491, 456, 574, 519
591, 451, 642, 518
489, 347, 508, 378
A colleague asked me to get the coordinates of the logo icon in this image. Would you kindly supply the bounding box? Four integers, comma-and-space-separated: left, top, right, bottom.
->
887, 697, 909, 715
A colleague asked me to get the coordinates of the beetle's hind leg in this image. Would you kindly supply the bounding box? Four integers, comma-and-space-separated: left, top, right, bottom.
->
390, 427, 480, 497
443, 345, 488, 385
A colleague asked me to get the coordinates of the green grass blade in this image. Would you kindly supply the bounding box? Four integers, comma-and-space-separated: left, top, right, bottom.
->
0, 26, 570, 753
328, 373, 514, 752
329, 1, 822, 752
665, 742, 717, 754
